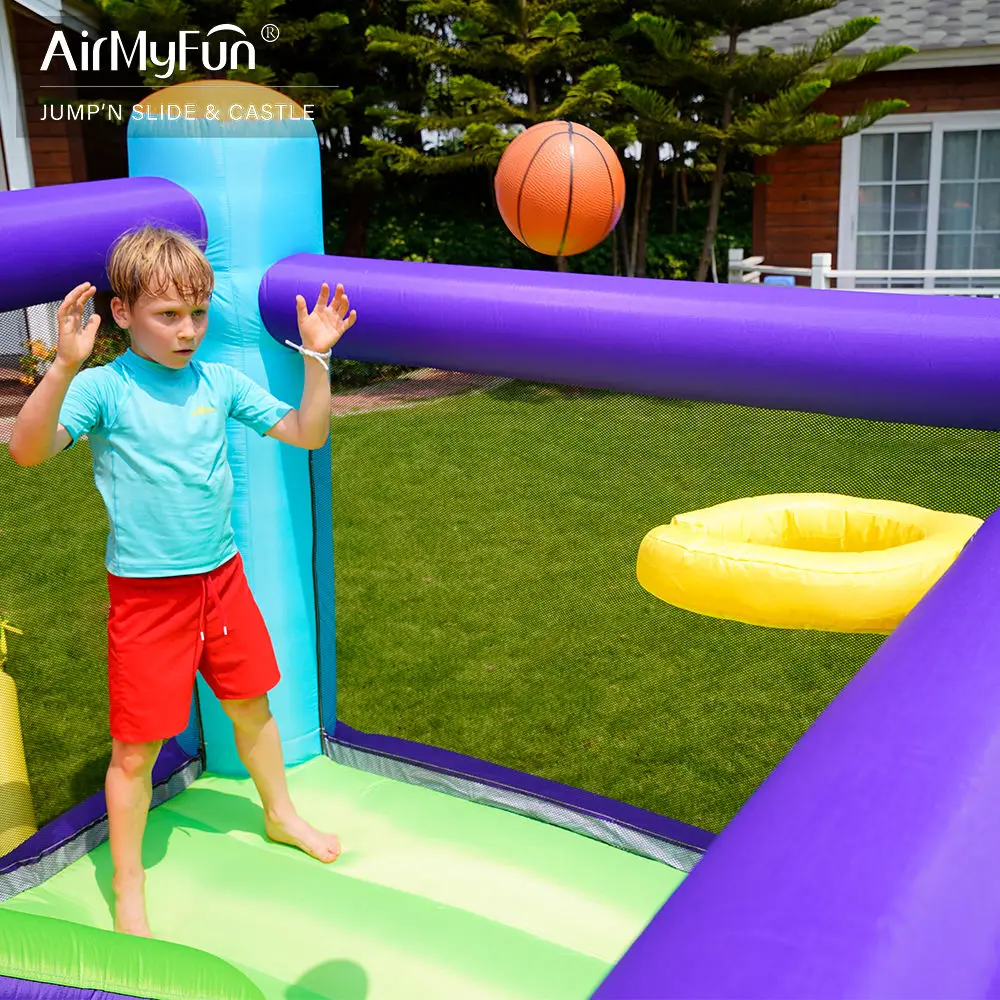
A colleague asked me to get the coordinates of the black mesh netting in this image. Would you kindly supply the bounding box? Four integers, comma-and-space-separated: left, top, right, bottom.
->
325, 379, 1000, 835
2, 359, 998, 846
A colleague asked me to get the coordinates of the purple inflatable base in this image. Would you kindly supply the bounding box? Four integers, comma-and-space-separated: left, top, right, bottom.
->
328, 720, 713, 855
593, 509, 1000, 999
0, 739, 197, 880
0, 975, 147, 1000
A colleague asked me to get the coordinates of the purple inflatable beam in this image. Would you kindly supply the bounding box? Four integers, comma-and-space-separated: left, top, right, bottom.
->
259, 254, 1000, 430
0, 178, 207, 313
592, 509, 1000, 999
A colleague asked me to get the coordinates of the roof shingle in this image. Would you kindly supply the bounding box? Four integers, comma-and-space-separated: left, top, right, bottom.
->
740, 0, 1000, 54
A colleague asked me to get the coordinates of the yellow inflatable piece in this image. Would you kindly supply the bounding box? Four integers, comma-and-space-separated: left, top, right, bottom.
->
0, 620, 37, 855
636, 494, 983, 634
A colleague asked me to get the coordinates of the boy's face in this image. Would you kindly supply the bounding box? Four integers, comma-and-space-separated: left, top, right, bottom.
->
111, 280, 210, 370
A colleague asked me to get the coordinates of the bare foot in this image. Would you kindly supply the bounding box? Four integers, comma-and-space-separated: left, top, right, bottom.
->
265, 811, 342, 863
112, 873, 152, 937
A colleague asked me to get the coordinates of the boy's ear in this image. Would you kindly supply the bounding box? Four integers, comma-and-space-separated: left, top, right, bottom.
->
109, 297, 129, 329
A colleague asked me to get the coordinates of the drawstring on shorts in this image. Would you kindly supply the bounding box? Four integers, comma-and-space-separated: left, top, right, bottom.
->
197, 573, 230, 652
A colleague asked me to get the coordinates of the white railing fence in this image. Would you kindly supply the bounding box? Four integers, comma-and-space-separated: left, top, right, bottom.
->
728, 250, 1000, 296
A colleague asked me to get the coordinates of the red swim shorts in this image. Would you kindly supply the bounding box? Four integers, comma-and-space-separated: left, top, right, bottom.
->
106, 552, 281, 743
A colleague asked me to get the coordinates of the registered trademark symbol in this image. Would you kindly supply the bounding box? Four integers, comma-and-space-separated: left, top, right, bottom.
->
261, 23, 279, 42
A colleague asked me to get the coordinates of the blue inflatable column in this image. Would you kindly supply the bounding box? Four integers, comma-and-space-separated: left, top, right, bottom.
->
127, 84, 330, 774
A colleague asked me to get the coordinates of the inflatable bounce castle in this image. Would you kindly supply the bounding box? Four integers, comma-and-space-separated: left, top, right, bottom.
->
3, 80, 1000, 999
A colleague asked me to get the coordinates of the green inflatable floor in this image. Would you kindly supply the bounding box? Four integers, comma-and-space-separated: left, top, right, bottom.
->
2, 755, 685, 999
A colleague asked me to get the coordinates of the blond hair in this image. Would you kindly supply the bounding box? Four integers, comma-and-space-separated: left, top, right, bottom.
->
106, 225, 214, 310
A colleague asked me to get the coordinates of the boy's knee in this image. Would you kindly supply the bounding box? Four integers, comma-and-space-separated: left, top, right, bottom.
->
221, 694, 271, 727
110, 739, 162, 778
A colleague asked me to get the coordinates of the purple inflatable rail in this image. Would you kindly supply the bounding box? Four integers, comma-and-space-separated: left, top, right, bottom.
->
593, 509, 1000, 999
0, 178, 207, 313
260, 254, 1000, 430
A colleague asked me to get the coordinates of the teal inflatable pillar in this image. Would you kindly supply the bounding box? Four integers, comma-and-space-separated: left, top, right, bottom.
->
126, 85, 329, 774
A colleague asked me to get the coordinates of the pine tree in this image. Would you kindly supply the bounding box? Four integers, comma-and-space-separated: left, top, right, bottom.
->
626, 1, 914, 281
366, 1, 630, 161
365, 1, 635, 269
608, 12, 717, 276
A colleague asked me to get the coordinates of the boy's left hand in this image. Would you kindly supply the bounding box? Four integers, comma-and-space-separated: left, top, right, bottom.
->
296, 282, 357, 354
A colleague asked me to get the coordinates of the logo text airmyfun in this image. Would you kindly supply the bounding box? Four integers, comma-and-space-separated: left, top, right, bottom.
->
40, 25, 257, 80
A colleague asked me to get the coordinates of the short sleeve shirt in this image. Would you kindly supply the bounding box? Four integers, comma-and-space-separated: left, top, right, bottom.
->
59, 349, 292, 577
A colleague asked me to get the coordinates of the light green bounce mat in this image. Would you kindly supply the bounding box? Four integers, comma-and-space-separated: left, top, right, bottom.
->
2, 755, 686, 999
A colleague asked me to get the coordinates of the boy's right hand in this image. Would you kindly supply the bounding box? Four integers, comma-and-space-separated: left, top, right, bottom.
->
56, 283, 101, 369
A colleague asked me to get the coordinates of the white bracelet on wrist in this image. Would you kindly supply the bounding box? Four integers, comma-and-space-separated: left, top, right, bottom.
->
285, 340, 332, 372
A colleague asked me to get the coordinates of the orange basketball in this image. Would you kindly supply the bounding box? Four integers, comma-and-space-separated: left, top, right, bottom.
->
494, 121, 625, 257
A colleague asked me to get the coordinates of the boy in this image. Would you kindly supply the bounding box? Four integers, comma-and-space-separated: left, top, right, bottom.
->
8, 225, 356, 938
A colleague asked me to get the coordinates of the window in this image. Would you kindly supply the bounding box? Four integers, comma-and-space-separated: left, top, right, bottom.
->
839, 111, 1000, 289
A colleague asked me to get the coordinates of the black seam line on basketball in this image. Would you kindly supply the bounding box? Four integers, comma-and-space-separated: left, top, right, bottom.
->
516, 126, 571, 249
568, 130, 619, 239
557, 122, 575, 257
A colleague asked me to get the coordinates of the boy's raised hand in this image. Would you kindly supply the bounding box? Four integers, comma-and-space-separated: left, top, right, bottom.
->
57, 283, 101, 368
295, 283, 357, 355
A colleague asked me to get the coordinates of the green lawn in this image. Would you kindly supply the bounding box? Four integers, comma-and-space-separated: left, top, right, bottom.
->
3, 381, 999, 834
0, 444, 111, 829
329, 382, 1000, 833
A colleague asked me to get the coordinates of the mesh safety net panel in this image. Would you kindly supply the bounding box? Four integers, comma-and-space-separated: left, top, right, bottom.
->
2, 365, 997, 846
326, 377, 1000, 836
1, 300, 136, 850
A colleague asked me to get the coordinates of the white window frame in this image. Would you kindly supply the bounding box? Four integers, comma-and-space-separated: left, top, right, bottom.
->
838, 109, 1000, 289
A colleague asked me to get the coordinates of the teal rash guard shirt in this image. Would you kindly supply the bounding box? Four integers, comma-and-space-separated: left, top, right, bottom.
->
58, 349, 293, 578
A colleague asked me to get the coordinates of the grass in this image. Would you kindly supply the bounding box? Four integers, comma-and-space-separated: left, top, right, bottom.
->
327, 382, 1000, 834
2, 381, 999, 834
0, 447, 111, 828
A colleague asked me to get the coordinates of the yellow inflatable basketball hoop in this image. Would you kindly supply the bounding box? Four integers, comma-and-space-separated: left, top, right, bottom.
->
636, 494, 983, 634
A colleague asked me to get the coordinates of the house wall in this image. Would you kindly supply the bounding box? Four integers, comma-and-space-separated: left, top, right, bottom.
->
13, 6, 87, 185
753, 64, 1000, 267
12, 4, 128, 187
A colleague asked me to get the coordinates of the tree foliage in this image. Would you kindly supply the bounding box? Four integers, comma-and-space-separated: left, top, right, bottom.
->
88, 0, 424, 253
620, 2, 914, 279
365, 0, 633, 178
86, 0, 916, 278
